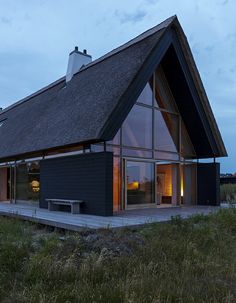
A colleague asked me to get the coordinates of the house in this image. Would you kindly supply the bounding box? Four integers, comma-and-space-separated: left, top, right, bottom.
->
0, 16, 227, 216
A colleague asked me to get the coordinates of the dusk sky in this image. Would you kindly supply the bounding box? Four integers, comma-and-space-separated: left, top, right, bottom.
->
0, 0, 235, 173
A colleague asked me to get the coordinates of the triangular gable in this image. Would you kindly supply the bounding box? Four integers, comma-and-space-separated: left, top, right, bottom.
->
100, 16, 226, 158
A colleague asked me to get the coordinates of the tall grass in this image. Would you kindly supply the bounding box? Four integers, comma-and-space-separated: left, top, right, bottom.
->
0, 209, 236, 302
220, 183, 236, 203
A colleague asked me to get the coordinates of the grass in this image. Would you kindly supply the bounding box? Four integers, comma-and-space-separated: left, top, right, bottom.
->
0, 209, 236, 302
221, 183, 236, 203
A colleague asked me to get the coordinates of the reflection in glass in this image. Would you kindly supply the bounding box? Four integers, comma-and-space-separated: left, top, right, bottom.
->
90, 144, 104, 153
123, 105, 152, 149
136, 80, 153, 106
16, 162, 40, 203
181, 121, 196, 158
106, 145, 120, 156
127, 161, 154, 205
122, 148, 152, 158
154, 151, 179, 161
107, 129, 120, 145
155, 67, 178, 112
155, 110, 179, 152
156, 163, 179, 205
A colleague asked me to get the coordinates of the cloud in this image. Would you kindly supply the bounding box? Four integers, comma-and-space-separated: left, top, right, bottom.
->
221, 0, 229, 5
205, 45, 214, 52
0, 16, 11, 25
144, 0, 159, 4
115, 9, 147, 24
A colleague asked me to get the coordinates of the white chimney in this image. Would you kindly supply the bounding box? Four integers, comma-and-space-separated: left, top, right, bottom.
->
66, 46, 92, 82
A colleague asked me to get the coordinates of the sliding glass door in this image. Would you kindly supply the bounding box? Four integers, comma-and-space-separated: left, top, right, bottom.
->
126, 161, 154, 207
156, 163, 180, 205
15, 162, 40, 203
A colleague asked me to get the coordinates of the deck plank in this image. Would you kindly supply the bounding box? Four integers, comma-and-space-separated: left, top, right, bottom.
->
0, 202, 219, 230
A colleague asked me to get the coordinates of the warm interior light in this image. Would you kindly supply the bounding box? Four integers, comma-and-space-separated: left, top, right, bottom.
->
31, 180, 40, 192
128, 181, 139, 190
181, 182, 184, 197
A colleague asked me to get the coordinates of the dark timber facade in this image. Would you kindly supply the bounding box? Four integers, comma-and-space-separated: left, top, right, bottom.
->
0, 16, 227, 216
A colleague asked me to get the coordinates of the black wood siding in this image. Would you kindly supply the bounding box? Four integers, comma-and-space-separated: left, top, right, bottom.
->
197, 163, 220, 206
40, 152, 113, 216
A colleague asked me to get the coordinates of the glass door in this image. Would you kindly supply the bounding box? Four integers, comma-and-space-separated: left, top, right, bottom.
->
156, 162, 181, 206
126, 160, 154, 208
15, 162, 40, 204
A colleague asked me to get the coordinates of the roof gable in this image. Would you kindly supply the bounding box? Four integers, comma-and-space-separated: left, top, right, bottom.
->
0, 15, 226, 161
99, 19, 227, 158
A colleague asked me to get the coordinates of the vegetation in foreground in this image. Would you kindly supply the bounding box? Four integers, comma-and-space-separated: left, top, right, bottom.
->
0, 209, 236, 303
221, 183, 236, 203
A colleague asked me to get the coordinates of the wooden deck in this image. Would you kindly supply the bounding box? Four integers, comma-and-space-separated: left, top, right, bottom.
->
0, 202, 219, 231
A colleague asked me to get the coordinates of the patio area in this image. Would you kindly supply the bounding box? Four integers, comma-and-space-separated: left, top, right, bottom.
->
0, 202, 221, 230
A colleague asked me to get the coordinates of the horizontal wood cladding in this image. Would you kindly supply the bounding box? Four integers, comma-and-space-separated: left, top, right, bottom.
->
40, 152, 113, 216
197, 163, 220, 206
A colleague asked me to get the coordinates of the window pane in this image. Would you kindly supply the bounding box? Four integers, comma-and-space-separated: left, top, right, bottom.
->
154, 151, 179, 161
155, 110, 179, 152
136, 80, 153, 106
181, 121, 196, 158
155, 67, 178, 112
156, 163, 180, 205
107, 129, 120, 145
123, 104, 152, 149
127, 161, 154, 205
122, 148, 152, 158
16, 162, 40, 203
106, 145, 120, 156
90, 144, 104, 152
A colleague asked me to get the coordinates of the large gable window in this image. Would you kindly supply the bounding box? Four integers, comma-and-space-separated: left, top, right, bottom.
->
107, 67, 195, 160
122, 104, 152, 149
136, 80, 153, 106
155, 110, 179, 153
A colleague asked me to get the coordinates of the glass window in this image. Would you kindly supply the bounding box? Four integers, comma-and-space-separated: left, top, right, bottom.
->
156, 163, 180, 205
155, 110, 179, 152
136, 80, 153, 106
90, 144, 104, 153
155, 67, 178, 112
106, 145, 120, 156
122, 104, 152, 149
154, 151, 179, 161
107, 129, 120, 145
126, 161, 154, 205
16, 162, 40, 203
122, 148, 152, 158
181, 121, 196, 158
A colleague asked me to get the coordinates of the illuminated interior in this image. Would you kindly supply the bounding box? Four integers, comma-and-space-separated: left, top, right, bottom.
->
110, 66, 197, 210
156, 164, 178, 205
